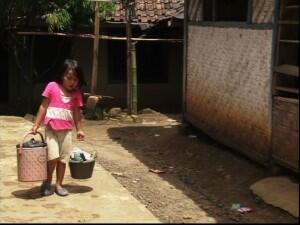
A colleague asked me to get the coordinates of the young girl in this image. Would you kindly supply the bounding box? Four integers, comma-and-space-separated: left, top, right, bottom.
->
32, 59, 86, 197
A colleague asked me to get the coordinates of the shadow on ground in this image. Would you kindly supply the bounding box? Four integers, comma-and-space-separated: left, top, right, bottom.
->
12, 183, 93, 199
105, 122, 298, 223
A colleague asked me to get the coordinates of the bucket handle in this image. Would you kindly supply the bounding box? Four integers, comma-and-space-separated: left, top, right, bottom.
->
18, 131, 46, 154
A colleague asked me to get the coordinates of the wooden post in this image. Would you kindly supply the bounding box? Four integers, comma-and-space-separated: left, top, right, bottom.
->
212, 0, 216, 21
131, 42, 137, 115
125, 0, 133, 114
91, 1, 100, 94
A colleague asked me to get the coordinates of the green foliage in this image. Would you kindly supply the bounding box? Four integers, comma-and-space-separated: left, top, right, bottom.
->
43, 0, 116, 32
99, 1, 116, 19
0, 0, 116, 52
0, 0, 116, 33
44, 8, 72, 32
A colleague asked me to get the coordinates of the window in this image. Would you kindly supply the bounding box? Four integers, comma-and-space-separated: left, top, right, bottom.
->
108, 41, 168, 84
107, 40, 126, 83
203, 0, 249, 22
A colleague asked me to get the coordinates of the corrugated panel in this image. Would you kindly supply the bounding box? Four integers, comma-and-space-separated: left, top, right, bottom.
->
186, 26, 273, 164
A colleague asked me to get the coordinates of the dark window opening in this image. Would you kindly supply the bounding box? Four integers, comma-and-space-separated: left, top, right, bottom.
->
0, 47, 9, 102
108, 41, 168, 84
203, 0, 248, 22
137, 42, 168, 83
107, 40, 126, 83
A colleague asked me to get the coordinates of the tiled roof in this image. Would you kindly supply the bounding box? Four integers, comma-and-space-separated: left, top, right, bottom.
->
105, 0, 184, 23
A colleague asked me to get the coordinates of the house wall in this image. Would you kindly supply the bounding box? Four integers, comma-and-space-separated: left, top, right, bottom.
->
71, 37, 183, 112
185, 0, 276, 164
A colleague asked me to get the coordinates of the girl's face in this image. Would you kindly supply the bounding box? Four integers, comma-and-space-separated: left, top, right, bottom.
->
62, 69, 79, 92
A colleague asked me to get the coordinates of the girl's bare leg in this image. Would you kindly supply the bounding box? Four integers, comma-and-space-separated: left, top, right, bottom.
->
40, 159, 57, 196
55, 161, 69, 196
46, 159, 58, 184
56, 161, 66, 187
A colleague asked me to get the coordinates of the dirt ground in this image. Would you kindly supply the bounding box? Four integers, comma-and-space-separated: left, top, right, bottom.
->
76, 108, 298, 223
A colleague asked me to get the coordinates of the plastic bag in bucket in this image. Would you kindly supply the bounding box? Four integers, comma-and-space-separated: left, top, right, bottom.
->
69, 148, 96, 179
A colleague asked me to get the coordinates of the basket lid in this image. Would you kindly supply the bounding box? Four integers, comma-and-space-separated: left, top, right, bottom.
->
16, 138, 47, 148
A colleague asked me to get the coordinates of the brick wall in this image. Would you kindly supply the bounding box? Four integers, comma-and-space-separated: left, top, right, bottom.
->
185, 26, 273, 163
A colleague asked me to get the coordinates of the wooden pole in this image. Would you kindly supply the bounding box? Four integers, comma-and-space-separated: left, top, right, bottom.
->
131, 42, 137, 115
91, 1, 100, 94
212, 0, 216, 21
17, 32, 183, 42
125, 0, 133, 114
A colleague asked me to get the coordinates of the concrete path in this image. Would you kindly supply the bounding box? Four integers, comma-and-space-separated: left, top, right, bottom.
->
0, 116, 160, 223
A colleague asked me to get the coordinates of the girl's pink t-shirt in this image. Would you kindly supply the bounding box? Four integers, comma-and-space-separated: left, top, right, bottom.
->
42, 81, 83, 131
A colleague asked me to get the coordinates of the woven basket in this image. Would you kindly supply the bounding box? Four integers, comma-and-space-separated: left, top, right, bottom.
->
16, 132, 47, 182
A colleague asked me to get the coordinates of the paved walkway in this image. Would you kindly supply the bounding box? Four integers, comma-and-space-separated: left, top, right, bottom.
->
0, 116, 160, 223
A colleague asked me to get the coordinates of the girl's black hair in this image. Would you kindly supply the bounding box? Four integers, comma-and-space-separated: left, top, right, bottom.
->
55, 59, 86, 88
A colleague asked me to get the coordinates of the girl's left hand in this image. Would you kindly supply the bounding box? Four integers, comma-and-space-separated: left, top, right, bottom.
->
77, 130, 85, 141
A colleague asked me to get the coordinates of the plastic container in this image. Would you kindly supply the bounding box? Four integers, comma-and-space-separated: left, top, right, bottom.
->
69, 159, 95, 179
16, 132, 47, 182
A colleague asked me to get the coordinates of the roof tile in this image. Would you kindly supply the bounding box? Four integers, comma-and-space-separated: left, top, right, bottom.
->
106, 0, 184, 23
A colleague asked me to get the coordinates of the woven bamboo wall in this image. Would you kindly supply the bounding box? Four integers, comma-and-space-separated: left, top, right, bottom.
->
252, 0, 275, 23
186, 26, 273, 163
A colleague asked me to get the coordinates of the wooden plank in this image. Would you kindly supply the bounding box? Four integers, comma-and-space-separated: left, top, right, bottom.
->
276, 86, 299, 94
17, 32, 183, 42
285, 5, 299, 9
274, 96, 299, 104
280, 39, 299, 44
84, 92, 114, 99
278, 20, 299, 24
272, 156, 299, 173
274, 64, 299, 77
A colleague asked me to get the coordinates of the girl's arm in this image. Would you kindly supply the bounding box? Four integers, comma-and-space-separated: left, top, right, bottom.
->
73, 107, 85, 141
32, 98, 49, 133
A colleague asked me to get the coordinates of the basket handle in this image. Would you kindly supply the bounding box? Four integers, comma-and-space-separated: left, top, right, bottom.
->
18, 131, 46, 153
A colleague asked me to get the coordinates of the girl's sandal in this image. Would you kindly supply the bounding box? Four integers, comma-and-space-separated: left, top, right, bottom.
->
55, 186, 69, 196
40, 181, 53, 196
